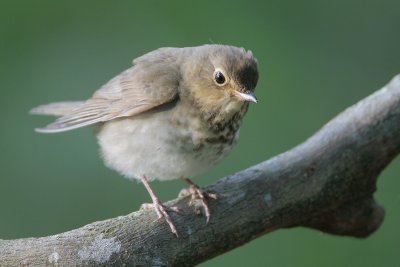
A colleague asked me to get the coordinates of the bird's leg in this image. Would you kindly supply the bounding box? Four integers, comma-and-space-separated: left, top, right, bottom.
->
181, 177, 218, 223
140, 175, 180, 237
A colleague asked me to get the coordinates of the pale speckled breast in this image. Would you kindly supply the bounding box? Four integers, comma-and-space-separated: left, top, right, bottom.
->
168, 102, 246, 165
96, 100, 247, 181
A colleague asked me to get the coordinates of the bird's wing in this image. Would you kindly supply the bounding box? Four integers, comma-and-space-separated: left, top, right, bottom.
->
36, 53, 180, 133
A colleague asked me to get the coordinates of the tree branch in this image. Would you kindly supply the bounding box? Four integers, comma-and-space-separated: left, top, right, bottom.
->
1, 75, 400, 267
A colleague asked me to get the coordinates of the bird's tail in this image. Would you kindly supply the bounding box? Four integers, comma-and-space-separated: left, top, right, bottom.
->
30, 101, 85, 117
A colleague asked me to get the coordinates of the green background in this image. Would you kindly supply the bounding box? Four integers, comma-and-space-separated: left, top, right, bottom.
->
1, 1, 399, 266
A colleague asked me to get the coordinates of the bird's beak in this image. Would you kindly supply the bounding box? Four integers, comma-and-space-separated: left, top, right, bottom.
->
234, 90, 258, 103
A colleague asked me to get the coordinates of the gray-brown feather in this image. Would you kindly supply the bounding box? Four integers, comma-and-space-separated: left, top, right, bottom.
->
30, 101, 85, 117
32, 48, 182, 133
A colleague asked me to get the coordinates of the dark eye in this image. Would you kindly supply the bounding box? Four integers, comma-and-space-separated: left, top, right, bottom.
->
214, 70, 226, 85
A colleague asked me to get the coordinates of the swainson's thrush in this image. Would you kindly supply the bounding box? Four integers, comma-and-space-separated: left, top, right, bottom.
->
31, 44, 259, 236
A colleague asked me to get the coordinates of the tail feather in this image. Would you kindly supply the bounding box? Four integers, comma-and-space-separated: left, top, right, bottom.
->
30, 101, 85, 117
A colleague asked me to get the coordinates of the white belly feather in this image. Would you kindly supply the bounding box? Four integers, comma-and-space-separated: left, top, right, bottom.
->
96, 106, 240, 181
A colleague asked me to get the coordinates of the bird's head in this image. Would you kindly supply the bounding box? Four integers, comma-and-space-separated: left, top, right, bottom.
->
181, 45, 259, 122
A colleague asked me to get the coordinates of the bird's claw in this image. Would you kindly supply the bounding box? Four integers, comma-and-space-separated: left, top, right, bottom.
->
180, 184, 218, 223
140, 202, 181, 237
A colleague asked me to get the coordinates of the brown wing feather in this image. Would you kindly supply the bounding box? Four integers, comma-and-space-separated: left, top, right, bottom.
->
30, 101, 85, 116
35, 48, 181, 133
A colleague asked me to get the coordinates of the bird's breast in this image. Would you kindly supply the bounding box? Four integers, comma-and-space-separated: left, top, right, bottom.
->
96, 102, 244, 181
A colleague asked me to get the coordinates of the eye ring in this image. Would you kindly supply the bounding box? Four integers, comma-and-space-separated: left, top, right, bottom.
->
213, 69, 227, 86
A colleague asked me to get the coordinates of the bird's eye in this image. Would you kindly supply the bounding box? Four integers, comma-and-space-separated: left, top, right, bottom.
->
214, 69, 227, 86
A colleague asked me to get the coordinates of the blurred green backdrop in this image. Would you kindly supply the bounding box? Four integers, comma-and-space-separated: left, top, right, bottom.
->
1, 1, 399, 266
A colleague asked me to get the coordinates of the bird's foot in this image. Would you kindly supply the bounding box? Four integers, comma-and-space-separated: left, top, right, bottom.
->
140, 201, 181, 237
140, 175, 182, 237
180, 178, 218, 223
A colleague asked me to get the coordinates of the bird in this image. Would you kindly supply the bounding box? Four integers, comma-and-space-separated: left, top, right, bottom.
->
31, 44, 259, 236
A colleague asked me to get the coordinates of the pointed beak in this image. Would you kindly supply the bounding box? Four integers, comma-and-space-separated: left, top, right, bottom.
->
234, 90, 258, 103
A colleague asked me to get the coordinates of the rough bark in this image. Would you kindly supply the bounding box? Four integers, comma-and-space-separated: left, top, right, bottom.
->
1, 74, 400, 267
